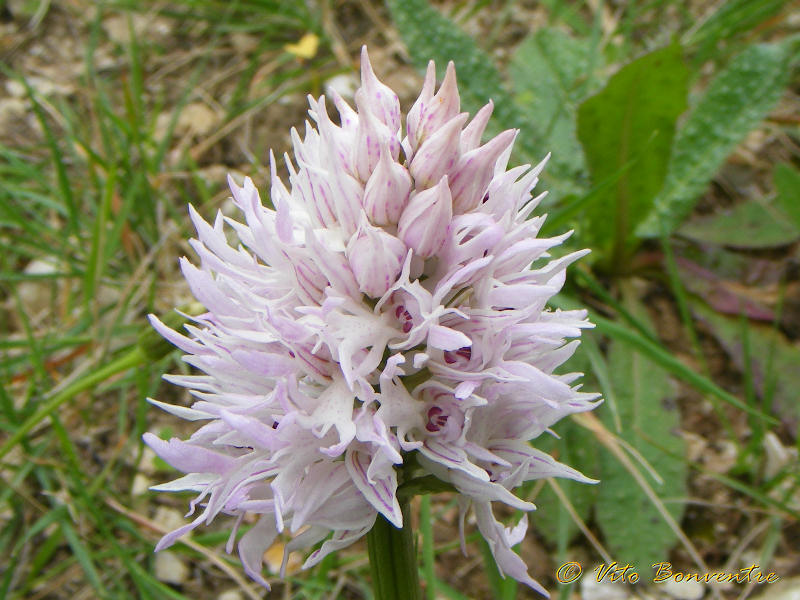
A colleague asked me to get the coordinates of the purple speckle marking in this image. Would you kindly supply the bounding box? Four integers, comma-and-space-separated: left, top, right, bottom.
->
426, 406, 448, 432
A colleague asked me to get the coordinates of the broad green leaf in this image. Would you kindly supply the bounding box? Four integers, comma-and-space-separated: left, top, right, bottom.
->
577, 42, 688, 262
686, 0, 792, 61
385, 0, 536, 158
509, 28, 603, 201
595, 308, 687, 569
678, 196, 800, 248
638, 39, 796, 237
774, 163, 800, 230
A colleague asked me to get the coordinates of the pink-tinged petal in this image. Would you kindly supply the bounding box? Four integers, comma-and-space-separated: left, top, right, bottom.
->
353, 410, 403, 464
427, 325, 471, 351
359, 46, 401, 133
346, 448, 402, 527
413, 352, 429, 368
327, 164, 364, 239
302, 100, 364, 236
364, 143, 412, 225
432, 255, 493, 305
506, 513, 528, 547
304, 483, 378, 530
454, 380, 479, 399
270, 154, 297, 245
331, 88, 358, 132
489, 440, 598, 484
308, 95, 356, 175
188, 203, 252, 269
295, 378, 357, 456
143, 433, 235, 474
302, 517, 377, 569
347, 224, 406, 298
418, 439, 489, 482
220, 411, 283, 451
353, 89, 400, 182
179, 259, 247, 319
463, 442, 511, 467
376, 381, 425, 452
289, 462, 352, 531
493, 131, 515, 176
487, 283, 559, 311
305, 230, 361, 299
450, 129, 517, 214
412, 61, 461, 149
406, 60, 436, 151
147, 314, 203, 355
150, 473, 215, 493
406, 60, 436, 153
281, 526, 328, 576
397, 175, 453, 258
238, 515, 279, 589
460, 101, 493, 152
147, 398, 214, 421
435, 466, 535, 512
474, 503, 549, 596
154, 512, 207, 552
230, 348, 295, 378
409, 113, 468, 188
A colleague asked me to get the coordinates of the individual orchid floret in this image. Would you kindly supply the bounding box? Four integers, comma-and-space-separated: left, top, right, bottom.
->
407, 61, 461, 154
364, 144, 413, 225
347, 222, 407, 298
409, 112, 469, 188
450, 129, 517, 213
354, 89, 400, 181
397, 175, 453, 258
144, 45, 599, 597
359, 46, 401, 134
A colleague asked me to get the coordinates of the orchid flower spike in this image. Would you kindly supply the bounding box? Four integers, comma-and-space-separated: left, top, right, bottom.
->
145, 46, 599, 596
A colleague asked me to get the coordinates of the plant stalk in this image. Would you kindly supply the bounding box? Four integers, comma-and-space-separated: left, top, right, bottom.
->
366, 499, 422, 600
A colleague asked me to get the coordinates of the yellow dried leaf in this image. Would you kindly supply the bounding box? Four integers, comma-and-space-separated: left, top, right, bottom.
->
264, 541, 302, 575
284, 33, 319, 60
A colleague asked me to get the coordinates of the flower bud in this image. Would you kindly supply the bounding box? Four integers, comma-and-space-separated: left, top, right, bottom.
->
409, 113, 468, 189
397, 175, 452, 258
353, 89, 400, 182
359, 46, 401, 134
406, 60, 435, 155
407, 61, 460, 152
347, 224, 407, 298
460, 100, 493, 153
363, 144, 412, 225
450, 129, 517, 214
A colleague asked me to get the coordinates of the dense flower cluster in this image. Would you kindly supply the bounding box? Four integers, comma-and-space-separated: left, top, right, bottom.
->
145, 47, 599, 594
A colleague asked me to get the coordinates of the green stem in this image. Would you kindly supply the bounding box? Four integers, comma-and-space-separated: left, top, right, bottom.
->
419, 496, 436, 600
366, 499, 422, 600
397, 475, 456, 501
0, 346, 146, 461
